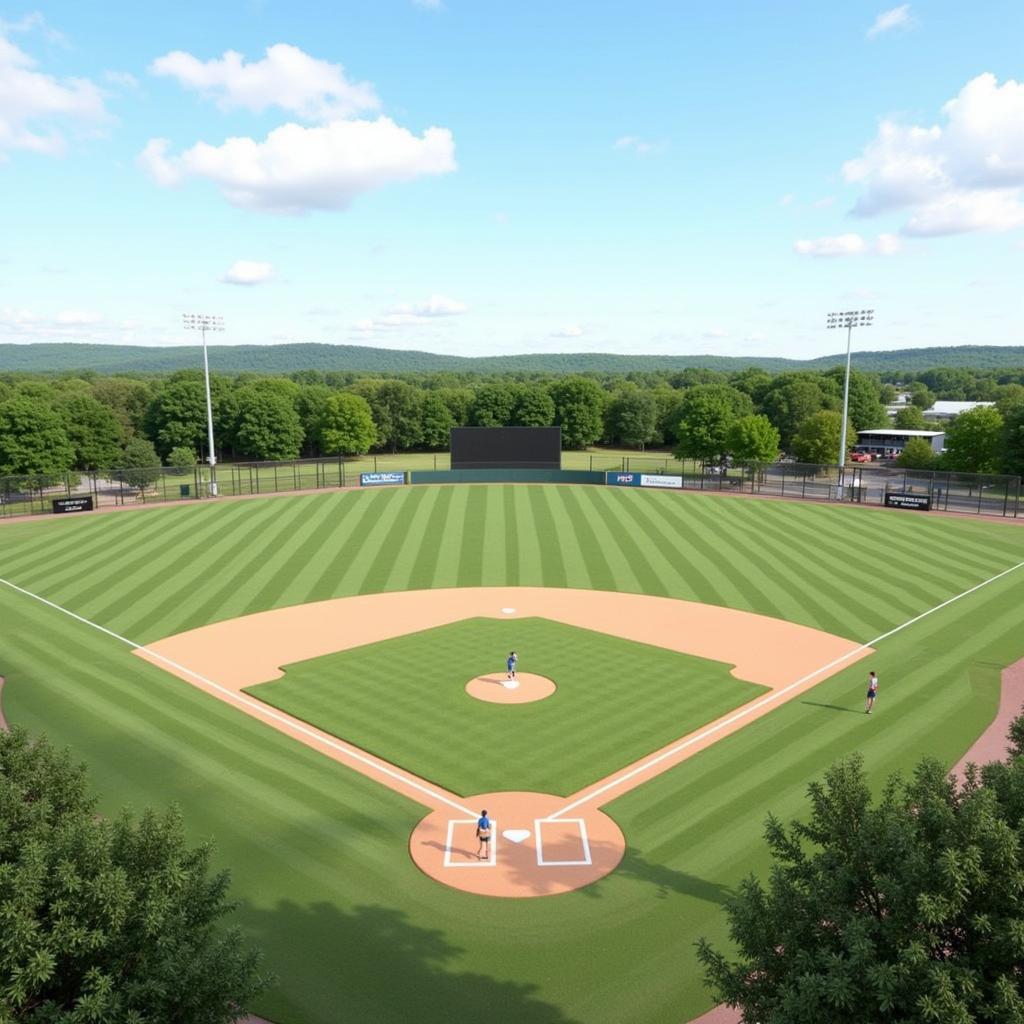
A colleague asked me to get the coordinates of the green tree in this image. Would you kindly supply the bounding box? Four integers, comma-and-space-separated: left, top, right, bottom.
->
512, 384, 556, 428
419, 393, 455, 450
436, 387, 474, 427
792, 410, 842, 464
761, 377, 832, 449
897, 437, 937, 469
469, 382, 517, 427
698, 754, 1024, 1024
726, 414, 780, 464
319, 392, 377, 456
673, 384, 754, 463
115, 436, 162, 489
909, 381, 937, 409
295, 384, 335, 457
1000, 401, 1024, 477
233, 384, 304, 461
893, 405, 928, 430
943, 406, 1005, 473
0, 395, 75, 477
0, 727, 270, 1022
165, 445, 197, 473
90, 377, 153, 437
143, 372, 233, 460
606, 388, 658, 449
548, 377, 606, 449
350, 380, 423, 453
59, 393, 125, 470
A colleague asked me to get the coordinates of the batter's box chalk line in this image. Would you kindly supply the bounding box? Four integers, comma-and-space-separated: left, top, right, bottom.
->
535, 817, 592, 867
443, 819, 497, 868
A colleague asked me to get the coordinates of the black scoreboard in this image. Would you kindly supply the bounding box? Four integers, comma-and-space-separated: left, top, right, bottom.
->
450, 427, 562, 470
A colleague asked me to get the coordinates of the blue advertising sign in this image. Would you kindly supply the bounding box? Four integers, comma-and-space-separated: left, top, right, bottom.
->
605, 472, 640, 486
360, 472, 406, 487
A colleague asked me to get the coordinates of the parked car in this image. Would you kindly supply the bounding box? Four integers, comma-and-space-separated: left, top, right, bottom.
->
849, 452, 873, 463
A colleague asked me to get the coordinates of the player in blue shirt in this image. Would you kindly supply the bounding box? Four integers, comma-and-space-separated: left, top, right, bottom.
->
476, 810, 492, 860
506, 651, 518, 680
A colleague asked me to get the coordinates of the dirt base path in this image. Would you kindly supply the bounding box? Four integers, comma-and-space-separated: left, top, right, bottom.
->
953, 654, 1024, 777
134, 588, 871, 897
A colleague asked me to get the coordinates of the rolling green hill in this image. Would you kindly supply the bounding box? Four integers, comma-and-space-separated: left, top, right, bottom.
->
3, 341, 1024, 375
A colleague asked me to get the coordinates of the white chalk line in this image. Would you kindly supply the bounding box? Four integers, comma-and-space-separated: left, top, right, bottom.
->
547, 556, 1024, 820
0, 577, 476, 818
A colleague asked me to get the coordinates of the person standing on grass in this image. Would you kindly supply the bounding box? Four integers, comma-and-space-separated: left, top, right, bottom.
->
507, 651, 518, 680
865, 670, 879, 714
476, 809, 492, 860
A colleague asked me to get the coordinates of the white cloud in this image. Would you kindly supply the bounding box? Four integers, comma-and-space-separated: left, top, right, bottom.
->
551, 324, 584, 338
813, 196, 836, 208
0, 306, 104, 337
778, 193, 795, 206
702, 328, 728, 339
867, 4, 914, 38
55, 309, 103, 324
0, 27, 109, 157
103, 70, 139, 90
0, 12, 68, 47
613, 135, 665, 156
793, 233, 907, 257
793, 233, 868, 257
412, 0, 443, 8
139, 116, 456, 214
842, 73, 1024, 236
874, 232, 903, 255
150, 44, 379, 121
220, 260, 274, 285
355, 294, 467, 331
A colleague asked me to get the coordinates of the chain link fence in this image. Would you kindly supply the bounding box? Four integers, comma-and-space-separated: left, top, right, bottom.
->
1, 454, 1020, 519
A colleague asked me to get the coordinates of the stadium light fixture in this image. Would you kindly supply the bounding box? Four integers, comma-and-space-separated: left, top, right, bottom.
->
826, 309, 874, 490
182, 313, 224, 496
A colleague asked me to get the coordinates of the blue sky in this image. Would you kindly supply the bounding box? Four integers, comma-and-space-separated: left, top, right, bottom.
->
1, 1, 1022, 357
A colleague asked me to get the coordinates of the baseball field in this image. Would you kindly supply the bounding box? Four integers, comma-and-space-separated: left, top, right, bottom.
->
1, 482, 1022, 1023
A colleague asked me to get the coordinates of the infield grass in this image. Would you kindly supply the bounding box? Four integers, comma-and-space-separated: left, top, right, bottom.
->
1, 484, 1023, 1024
246, 617, 767, 796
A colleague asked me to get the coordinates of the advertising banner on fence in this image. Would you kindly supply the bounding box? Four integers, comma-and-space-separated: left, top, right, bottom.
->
52, 496, 94, 514
360, 472, 406, 487
605, 472, 683, 489
884, 491, 931, 511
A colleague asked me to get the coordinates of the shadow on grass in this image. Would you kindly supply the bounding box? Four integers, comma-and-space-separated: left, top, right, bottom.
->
238, 901, 581, 1024
614, 846, 736, 903
800, 700, 864, 715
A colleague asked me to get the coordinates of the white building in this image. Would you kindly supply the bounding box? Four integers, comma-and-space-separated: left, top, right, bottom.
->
924, 401, 995, 421
854, 429, 945, 458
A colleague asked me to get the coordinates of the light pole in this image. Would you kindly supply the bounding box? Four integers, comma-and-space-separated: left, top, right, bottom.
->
182, 313, 224, 496
826, 308, 873, 493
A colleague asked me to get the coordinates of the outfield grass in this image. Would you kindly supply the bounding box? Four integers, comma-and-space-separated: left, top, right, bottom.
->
247, 617, 766, 796
0, 484, 1022, 1023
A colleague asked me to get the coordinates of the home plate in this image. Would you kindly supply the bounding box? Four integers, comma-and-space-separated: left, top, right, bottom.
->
503, 829, 531, 844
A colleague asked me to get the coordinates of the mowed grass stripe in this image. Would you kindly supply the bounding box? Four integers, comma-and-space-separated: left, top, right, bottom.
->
479, 485, 508, 585
345, 487, 430, 596
430, 486, 472, 589
501, 486, 520, 586
122, 496, 327, 638
675, 491, 845, 630
332, 489, 412, 594
617, 490, 742, 609
237, 494, 361, 613
511, 484, 544, 583
557, 486, 642, 593
556, 487, 618, 592
303, 491, 390, 601
540, 487, 600, 590
526, 487, 568, 587
402, 487, 455, 591
382, 486, 446, 592
723, 500, 921, 629
69, 501, 263, 623
455, 487, 488, 587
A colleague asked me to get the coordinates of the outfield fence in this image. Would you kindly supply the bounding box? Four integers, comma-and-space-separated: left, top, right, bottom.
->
1, 454, 1020, 520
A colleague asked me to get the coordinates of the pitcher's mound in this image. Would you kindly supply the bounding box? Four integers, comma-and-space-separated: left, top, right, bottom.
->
466, 673, 556, 704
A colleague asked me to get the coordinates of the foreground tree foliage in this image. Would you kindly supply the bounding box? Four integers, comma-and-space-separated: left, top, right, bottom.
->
698, 750, 1024, 1024
0, 727, 270, 1023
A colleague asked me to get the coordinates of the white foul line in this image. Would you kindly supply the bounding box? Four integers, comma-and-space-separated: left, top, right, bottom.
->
0, 577, 476, 818
548, 556, 1024, 820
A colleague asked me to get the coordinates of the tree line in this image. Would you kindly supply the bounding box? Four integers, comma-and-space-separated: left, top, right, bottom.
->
2, 364, 1024, 480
